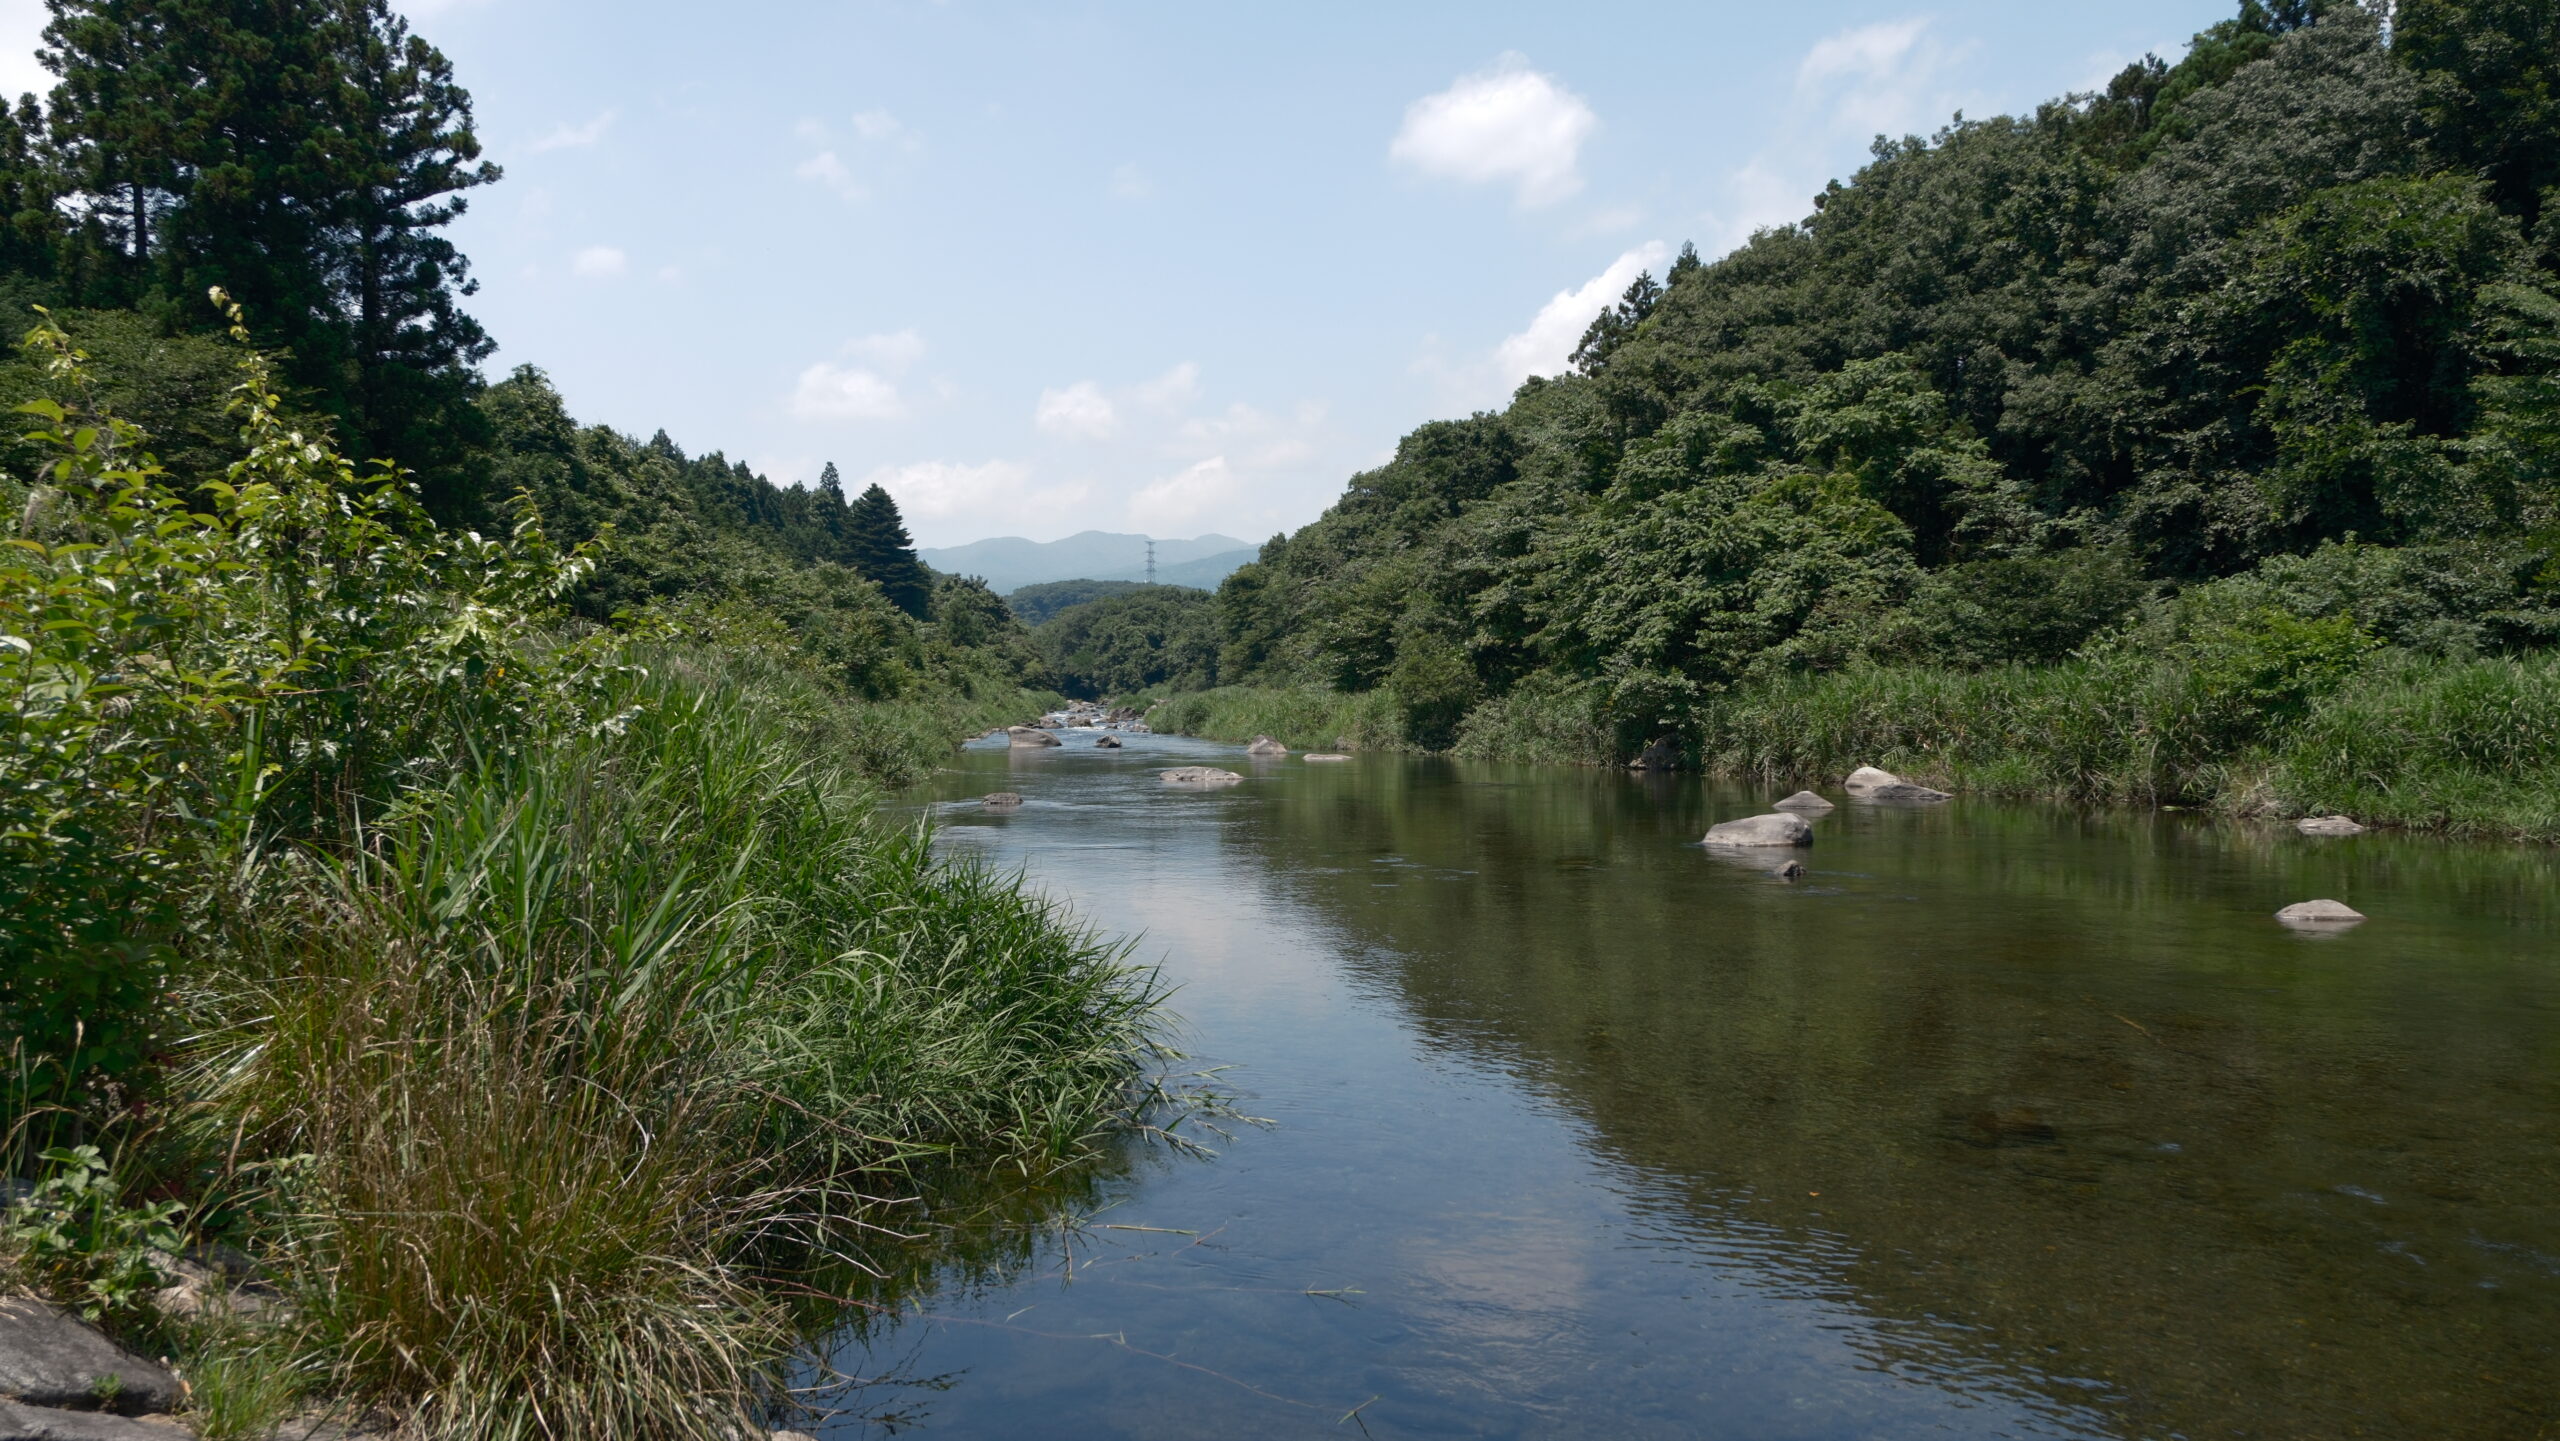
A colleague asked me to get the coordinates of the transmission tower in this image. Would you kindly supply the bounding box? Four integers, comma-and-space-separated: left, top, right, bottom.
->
1145, 539, 1156, 585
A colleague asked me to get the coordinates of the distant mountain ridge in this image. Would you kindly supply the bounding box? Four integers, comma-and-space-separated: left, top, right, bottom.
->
919, 530, 1255, 594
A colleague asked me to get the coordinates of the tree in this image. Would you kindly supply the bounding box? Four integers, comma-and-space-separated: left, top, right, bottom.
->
2396, 0, 2560, 237
845, 482, 932, 618
1570, 268, 1664, 376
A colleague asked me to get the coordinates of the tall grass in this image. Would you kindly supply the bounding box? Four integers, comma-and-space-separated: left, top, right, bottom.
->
1142, 684, 1406, 752
181, 645, 1166, 1439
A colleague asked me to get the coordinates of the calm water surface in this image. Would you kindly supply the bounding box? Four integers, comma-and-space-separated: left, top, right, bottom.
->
810, 730, 2560, 1440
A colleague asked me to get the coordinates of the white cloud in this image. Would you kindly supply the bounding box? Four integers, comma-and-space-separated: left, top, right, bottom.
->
790, 362, 905, 421
1799, 18, 1929, 89
571, 245, 628, 279
1129, 456, 1243, 534
851, 108, 910, 145
531, 109, 616, 153
796, 150, 865, 200
1491, 242, 1669, 390
844, 329, 925, 369
1034, 381, 1119, 441
1390, 56, 1598, 208
1134, 362, 1200, 410
1109, 162, 1152, 200
863, 459, 1091, 544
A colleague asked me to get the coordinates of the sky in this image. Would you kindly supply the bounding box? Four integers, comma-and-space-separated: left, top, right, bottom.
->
0, 0, 2236, 548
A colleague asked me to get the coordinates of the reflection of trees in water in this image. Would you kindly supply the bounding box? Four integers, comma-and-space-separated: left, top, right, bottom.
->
1233, 759, 2560, 1440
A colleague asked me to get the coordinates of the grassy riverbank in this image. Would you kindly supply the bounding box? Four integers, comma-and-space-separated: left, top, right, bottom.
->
3, 321, 1163, 1439
1146, 646, 2560, 843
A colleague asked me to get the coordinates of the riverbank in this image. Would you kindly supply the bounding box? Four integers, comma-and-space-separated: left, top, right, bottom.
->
1141, 647, 2560, 844
3, 328, 1165, 1440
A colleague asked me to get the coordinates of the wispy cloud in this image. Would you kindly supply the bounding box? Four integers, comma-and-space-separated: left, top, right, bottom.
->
1034, 381, 1119, 441
530, 109, 616, 153
1390, 55, 1598, 208
571, 245, 628, 279
786, 331, 926, 422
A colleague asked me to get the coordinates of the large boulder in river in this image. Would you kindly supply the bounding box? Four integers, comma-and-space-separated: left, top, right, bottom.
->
1627, 735, 1680, 771
0, 1295, 183, 1415
2277, 899, 2365, 926
1843, 766, 1902, 795
1773, 790, 1835, 812
1867, 782, 1952, 804
1007, 726, 1062, 748
2296, 815, 2365, 836
1094, 735, 1122, 748
1245, 735, 1289, 757
1161, 766, 1243, 787
1703, 812, 1815, 848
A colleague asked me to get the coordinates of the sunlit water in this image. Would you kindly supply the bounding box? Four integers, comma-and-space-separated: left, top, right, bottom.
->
806, 730, 2560, 1440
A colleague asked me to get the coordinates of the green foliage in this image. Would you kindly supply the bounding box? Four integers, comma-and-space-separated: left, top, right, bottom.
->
1005, 577, 1150, 626
2, 1144, 182, 1325
1032, 585, 1217, 698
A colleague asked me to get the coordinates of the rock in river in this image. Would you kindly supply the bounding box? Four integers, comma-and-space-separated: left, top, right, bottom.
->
981, 792, 1023, 811
0, 1295, 183, 1416
1007, 726, 1062, 748
1245, 735, 1289, 757
1703, 812, 1815, 848
1304, 753, 1352, 763
1094, 735, 1122, 748
1627, 735, 1680, 771
1867, 782, 1952, 804
1773, 790, 1835, 812
1772, 859, 1807, 879
2296, 815, 2365, 836
1843, 766, 1902, 795
1161, 767, 1243, 787
2276, 899, 2366, 925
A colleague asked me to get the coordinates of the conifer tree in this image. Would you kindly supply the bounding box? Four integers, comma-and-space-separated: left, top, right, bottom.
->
845, 482, 932, 618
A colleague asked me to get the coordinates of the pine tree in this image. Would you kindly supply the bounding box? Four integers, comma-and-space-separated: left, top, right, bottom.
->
845, 482, 932, 618
1570, 267, 1665, 376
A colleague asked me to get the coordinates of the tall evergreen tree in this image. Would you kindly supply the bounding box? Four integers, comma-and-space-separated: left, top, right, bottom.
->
845, 482, 932, 618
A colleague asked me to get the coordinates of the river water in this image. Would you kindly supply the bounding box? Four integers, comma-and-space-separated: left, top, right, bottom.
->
813, 729, 2560, 1440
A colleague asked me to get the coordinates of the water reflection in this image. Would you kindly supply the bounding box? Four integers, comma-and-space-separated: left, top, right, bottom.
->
809, 734, 2559, 1439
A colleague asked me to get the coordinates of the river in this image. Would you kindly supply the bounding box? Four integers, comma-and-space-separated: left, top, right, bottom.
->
809, 728, 2560, 1439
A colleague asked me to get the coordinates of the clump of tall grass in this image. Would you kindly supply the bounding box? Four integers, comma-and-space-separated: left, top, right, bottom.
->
190, 650, 1165, 1439
1143, 684, 1406, 752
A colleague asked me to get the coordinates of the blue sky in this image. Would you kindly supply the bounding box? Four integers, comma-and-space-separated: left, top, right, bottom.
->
0, 0, 2234, 547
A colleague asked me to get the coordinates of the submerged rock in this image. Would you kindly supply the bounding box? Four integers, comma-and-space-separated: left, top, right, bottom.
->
981, 792, 1023, 811
1304, 753, 1352, 763
2296, 815, 2365, 836
2277, 899, 2366, 925
1772, 859, 1807, 879
1773, 790, 1835, 812
1161, 766, 1243, 787
0, 1296, 183, 1415
1245, 735, 1289, 757
1094, 736, 1122, 748
1627, 735, 1680, 771
1703, 813, 1815, 848
1867, 782, 1953, 804
1007, 726, 1062, 748
1843, 766, 1902, 795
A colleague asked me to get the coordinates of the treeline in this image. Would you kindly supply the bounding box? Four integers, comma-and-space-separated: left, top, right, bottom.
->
1192, 2, 2560, 800
0, 0, 997, 690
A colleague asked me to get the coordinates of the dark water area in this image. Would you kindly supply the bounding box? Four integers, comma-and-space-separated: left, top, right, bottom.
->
810, 730, 2560, 1440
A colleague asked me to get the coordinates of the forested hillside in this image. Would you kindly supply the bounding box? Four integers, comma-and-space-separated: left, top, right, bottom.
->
1201, 0, 2560, 818
0, 0, 1022, 698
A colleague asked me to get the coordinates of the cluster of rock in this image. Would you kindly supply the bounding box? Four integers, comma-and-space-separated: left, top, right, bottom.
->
1033, 702, 1150, 733
1160, 766, 1244, 787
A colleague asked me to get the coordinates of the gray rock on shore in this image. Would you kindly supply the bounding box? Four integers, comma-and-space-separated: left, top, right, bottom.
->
2276, 899, 2366, 925
1773, 791, 1834, 812
1245, 736, 1289, 757
1007, 726, 1062, 748
2296, 815, 2365, 836
1703, 813, 1815, 848
1161, 767, 1243, 787
0, 1399, 191, 1439
1627, 736, 1680, 771
0, 1297, 182, 1418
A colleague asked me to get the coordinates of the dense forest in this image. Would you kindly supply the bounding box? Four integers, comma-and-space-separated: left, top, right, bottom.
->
1185, 0, 2560, 819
